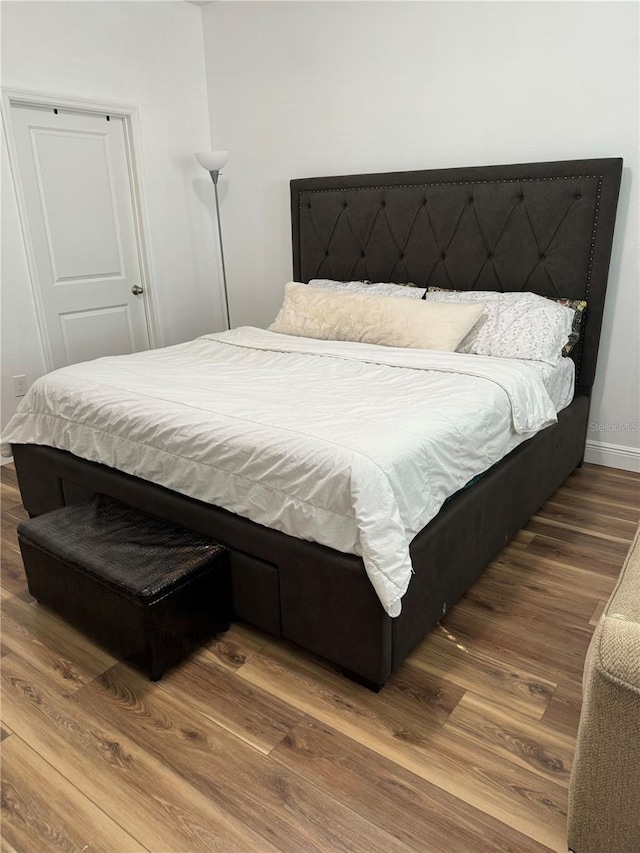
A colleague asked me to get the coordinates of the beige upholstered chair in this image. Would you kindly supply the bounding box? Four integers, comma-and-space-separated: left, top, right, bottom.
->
568, 524, 640, 853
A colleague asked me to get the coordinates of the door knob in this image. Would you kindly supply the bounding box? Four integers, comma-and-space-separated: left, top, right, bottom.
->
131, 285, 144, 295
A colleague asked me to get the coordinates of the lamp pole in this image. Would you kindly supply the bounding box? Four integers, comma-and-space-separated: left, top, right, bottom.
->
195, 150, 231, 330
211, 174, 231, 331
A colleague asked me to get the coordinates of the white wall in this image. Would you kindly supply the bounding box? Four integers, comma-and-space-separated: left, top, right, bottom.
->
202, 1, 639, 470
1, 0, 224, 433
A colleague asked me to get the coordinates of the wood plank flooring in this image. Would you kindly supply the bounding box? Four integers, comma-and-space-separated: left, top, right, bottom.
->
1, 461, 638, 852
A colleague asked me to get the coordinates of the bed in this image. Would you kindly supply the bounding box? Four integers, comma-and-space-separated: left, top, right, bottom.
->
5, 157, 623, 690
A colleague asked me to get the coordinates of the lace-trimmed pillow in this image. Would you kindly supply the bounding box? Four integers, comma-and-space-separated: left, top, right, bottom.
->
424, 288, 577, 365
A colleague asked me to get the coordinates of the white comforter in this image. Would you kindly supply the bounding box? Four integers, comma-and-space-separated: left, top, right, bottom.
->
1, 327, 559, 616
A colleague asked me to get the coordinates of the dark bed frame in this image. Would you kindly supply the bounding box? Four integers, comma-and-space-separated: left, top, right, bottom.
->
12, 157, 623, 690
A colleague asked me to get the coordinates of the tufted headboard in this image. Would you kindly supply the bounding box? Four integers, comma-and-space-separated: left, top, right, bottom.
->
291, 158, 622, 396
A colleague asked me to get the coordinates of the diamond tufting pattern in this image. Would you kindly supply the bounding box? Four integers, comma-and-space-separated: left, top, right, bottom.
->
298, 176, 601, 298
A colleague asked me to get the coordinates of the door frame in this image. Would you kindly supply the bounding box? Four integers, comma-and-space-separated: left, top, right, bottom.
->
2, 89, 158, 370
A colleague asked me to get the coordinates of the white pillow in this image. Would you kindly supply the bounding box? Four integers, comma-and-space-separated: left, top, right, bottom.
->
308, 279, 427, 299
269, 282, 484, 351
424, 289, 575, 365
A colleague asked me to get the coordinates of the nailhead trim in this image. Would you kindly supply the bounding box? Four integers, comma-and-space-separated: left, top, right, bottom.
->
575, 175, 602, 377
299, 174, 601, 197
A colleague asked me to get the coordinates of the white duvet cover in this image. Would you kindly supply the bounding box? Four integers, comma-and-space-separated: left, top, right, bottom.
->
1, 327, 561, 617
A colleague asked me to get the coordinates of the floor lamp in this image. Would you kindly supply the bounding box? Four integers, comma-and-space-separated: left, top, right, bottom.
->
195, 150, 231, 330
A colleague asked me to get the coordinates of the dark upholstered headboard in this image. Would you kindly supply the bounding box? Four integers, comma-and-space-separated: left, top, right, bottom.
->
291, 158, 622, 396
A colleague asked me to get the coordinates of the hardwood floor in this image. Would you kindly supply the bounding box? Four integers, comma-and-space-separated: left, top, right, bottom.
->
1, 462, 638, 852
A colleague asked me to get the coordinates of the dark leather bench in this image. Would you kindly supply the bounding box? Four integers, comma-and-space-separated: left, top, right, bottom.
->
17, 495, 231, 680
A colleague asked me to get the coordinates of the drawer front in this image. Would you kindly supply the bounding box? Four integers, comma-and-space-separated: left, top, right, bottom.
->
229, 551, 281, 637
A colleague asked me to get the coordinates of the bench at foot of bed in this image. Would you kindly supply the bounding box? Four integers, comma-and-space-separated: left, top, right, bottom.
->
17, 495, 231, 681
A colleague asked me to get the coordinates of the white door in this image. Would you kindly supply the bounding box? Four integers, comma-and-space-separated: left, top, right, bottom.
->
9, 103, 150, 368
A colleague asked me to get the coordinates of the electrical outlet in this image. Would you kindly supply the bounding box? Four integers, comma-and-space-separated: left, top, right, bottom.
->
13, 375, 27, 397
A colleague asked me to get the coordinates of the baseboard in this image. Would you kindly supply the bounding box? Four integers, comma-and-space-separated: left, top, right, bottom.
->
584, 439, 640, 473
